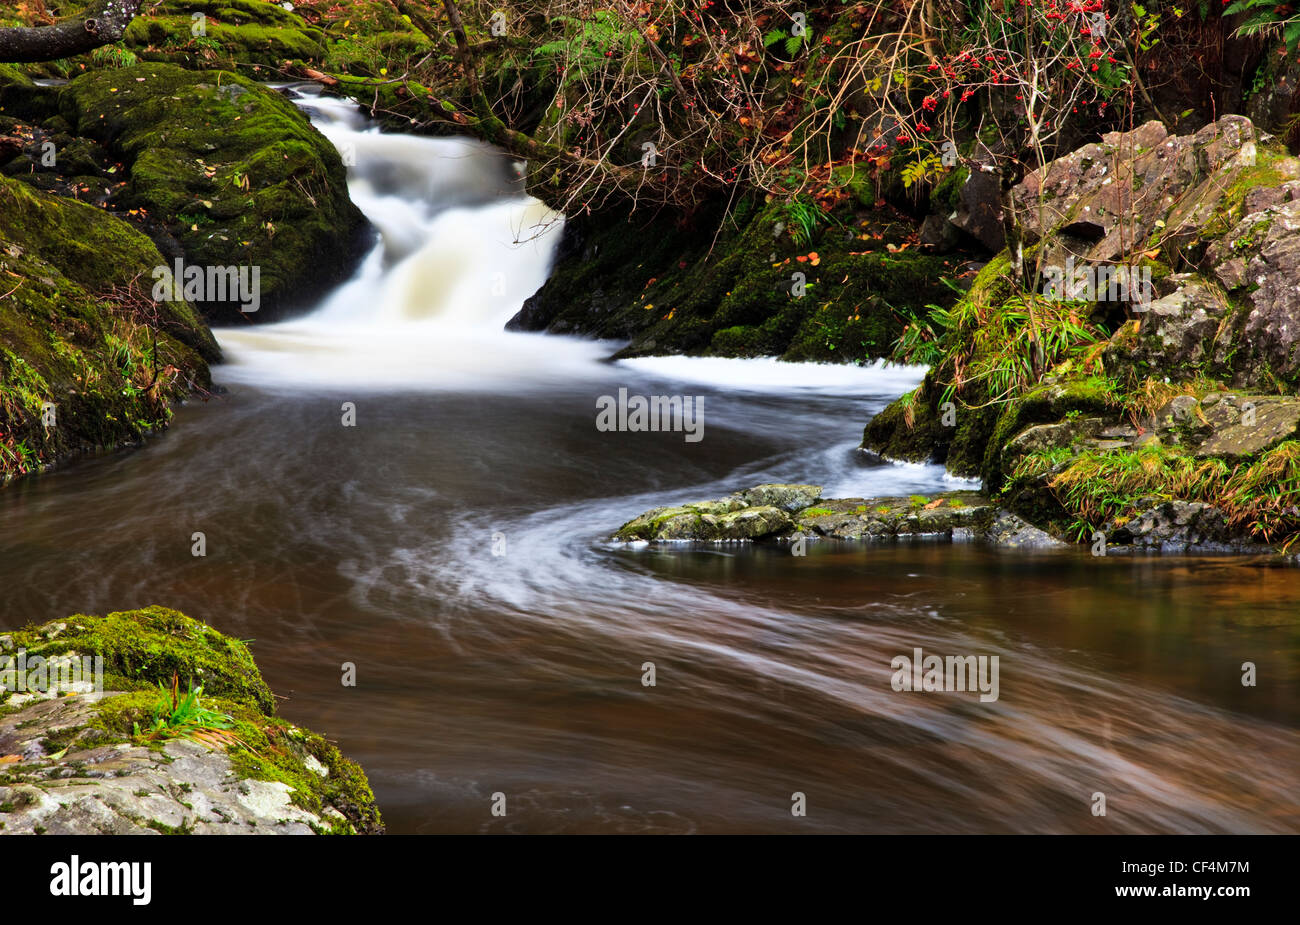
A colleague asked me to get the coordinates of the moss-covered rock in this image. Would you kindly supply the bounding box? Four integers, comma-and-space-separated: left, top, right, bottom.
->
123, 0, 327, 69
0, 173, 217, 483
611, 485, 1046, 544
0, 606, 383, 835
511, 196, 965, 362
0, 63, 59, 122
59, 63, 367, 322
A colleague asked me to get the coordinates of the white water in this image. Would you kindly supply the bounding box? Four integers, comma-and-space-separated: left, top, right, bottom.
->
217, 90, 615, 390
216, 91, 940, 403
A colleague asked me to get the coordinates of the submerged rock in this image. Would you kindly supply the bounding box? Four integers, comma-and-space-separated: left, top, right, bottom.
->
0, 607, 382, 835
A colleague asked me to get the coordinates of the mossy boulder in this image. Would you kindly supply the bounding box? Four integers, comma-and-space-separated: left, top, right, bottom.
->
794, 491, 995, 539
613, 486, 1024, 544
59, 63, 368, 322
124, 0, 327, 69
0, 607, 383, 835
0, 173, 217, 482
0, 64, 58, 122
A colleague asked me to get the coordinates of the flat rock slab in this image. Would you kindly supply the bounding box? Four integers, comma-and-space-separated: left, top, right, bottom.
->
0, 693, 342, 835
614, 485, 1022, 543
1194, 394, 1300, 458
793, 491, 993, 539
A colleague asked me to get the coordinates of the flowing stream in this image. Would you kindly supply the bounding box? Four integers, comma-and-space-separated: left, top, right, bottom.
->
1, 91, 1296, 833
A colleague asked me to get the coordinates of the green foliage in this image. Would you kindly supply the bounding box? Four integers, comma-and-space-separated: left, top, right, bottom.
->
782, 197, 826, 246
901, 153, 944, 190
762, 28, 808, 58
1225, 0, 1300, 55
1011, 440, 1300, 543
534, 11, 642, 77
133, 675, 234, 743
89, 43, 139, 69
892, 288, 1109, 409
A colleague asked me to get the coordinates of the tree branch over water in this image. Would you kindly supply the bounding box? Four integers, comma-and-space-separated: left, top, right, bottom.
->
0, 0, 143, 63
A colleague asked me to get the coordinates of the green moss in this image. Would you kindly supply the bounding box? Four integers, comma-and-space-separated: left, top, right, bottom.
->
7, 607, 383, 835
60, 63, 366, 322
0, 64, 59, 121
10, 606, 272, 711
524, 195, 962, 363
930, 165, 969, 215
0, 174, 216, 482
124, 0, 327, 68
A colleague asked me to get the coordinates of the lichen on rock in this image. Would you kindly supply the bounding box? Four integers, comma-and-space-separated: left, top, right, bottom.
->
0, 606, 382, 835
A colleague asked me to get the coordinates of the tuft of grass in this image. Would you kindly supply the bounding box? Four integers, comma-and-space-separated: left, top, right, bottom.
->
1011, 440, 1300, 543
891, 290, 1110, 410
133, 673, 240, 750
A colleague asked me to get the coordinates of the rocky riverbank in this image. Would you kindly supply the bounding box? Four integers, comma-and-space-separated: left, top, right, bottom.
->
0, 58, 365, 483
859, 115, 1300, 554
0, 606, 382, 835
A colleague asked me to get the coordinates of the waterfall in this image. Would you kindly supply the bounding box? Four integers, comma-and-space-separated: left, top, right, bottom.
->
215, 86, 611, 390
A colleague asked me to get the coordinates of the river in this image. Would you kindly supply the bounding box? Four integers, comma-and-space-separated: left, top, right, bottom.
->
0, 89, 1295, 834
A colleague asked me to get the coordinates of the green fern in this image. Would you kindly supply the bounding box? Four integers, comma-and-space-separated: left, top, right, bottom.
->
1225, 0, 1300, 55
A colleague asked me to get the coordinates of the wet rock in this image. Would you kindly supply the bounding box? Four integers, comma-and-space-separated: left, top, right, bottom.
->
60, 64, 368, 323
0, 608, 383, 835
614, 499, 747, 541
1193, 394, 1300, 458
1110, 501, 1240, 552
731, 483, 823, 512
713, 506, 795, 539
0, 696, 328, 835
984, 510, 1067, 549
796, 491, 994, 539
615, 487, 1001, 543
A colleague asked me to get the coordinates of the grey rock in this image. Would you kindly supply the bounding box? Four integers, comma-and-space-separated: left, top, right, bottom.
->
0, 693, 340, 835
1193, 394, 1300, 458
1111, 500, 1238, 552
984, 510, 1067, 548
732, 483, 824, 513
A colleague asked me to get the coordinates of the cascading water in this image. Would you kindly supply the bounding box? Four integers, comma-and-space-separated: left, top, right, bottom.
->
0, 90, 1294, 834
217, 87, 613, 390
